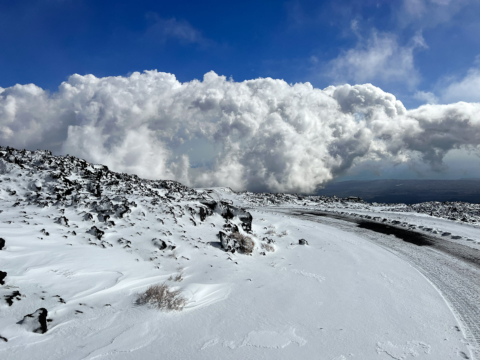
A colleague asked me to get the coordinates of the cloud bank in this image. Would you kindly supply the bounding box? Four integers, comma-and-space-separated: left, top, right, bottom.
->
1, 71, 480, 193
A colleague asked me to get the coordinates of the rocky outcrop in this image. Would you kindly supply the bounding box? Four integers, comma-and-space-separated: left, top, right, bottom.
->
201, 200, 252, 232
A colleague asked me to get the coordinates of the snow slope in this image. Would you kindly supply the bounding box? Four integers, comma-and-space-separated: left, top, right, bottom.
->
0, 148, 474, 359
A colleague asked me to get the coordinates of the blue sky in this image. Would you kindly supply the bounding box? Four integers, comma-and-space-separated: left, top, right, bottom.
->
1, 0, 480, 109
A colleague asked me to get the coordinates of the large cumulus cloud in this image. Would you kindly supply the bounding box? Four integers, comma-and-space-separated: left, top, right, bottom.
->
1, 70, 480, 193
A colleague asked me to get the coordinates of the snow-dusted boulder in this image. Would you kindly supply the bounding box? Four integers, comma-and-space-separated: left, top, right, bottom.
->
201, 200, 252, 232
87, 226, 105, 240
83, 213, 94, 221
17, 308, 48, 334
55, 216, 69, 227
218, 231, 254, 254
152, 238, 176, 251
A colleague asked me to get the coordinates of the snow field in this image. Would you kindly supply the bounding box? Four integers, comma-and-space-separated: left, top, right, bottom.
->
1, 205, 470, 359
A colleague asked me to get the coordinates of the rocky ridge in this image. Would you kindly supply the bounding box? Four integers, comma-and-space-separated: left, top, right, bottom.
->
0, 146, 255, 335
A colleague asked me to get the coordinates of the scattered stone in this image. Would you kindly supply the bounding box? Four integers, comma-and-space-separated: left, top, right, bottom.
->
5, 290, 21, 306
17, 308, 48, 334
298, 239, 309, 245
152, 238, 167, 250
87, 226, 105, 240
55, 216, 69, 227
83, 213, 94, 221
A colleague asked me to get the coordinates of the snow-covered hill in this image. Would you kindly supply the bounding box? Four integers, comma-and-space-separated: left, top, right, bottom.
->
0, 147, 475, 359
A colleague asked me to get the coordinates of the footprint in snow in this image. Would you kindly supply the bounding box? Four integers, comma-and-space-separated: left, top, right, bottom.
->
219, 328, 306, 350
200, 338, 219, 350
241, 328, 306, 349
376, 340, 431, 359
290, 269, 325, 283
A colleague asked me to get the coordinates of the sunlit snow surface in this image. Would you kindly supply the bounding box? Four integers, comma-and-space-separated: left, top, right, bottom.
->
0, 151, 475, 359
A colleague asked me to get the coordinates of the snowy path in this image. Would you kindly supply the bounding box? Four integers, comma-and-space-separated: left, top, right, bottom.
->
280, 208, 480, 360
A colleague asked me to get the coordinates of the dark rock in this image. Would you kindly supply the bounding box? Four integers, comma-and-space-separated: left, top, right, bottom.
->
0, 335, 7, 342
0, 237, 4, 250
87, 226, 104, 240
0, 271, 6, 285
198, 207, 207, 222
262, 237, 275, 244
117, 238, 131, 247
18, 308, 48, 334
55, 216, 69, 227
152, 238, 176, 250
218, 231, 228, 243
298, 239, 309, 245
223, 222, 239, 233
200, 200, 217, 211
98, 214, 110, 222
83, 213, 94, 221
152, 238, 167, 250
5, 290, 21, 306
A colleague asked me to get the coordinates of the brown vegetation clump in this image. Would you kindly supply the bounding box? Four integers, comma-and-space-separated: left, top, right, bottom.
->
261, 242, 275, 252
136, 283, 187, 311
230, 232, 255, 254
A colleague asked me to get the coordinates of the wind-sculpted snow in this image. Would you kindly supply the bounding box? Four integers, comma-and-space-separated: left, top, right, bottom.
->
0, 148, 473, 359
2, 71, 480, 193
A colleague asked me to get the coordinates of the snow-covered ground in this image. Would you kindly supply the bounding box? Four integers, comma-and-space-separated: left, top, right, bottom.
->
0, 149, 478, 359
203, 187, 480, 251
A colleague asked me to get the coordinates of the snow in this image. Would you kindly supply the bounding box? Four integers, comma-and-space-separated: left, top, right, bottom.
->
0, 148, 476, 359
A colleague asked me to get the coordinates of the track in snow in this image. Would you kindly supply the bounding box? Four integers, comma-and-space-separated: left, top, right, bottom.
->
273, 208, 480, 360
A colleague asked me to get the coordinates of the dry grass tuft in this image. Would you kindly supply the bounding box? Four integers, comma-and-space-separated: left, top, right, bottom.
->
230, 232, 255, 254
261, 242, 275, 252
136, 283, 187, 311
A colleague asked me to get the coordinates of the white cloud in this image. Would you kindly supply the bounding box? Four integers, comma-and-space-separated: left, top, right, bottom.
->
441, 67, 480, 103
2, 71, 480, 193
145, 13, 206, 45
401, 0, 474, 27
414, 91, 438, 104
327, 31, 426, 88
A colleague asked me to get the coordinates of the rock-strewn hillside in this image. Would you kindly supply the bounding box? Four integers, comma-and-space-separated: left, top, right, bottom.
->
0, 147, 473, 359
0, 146, 258, 337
